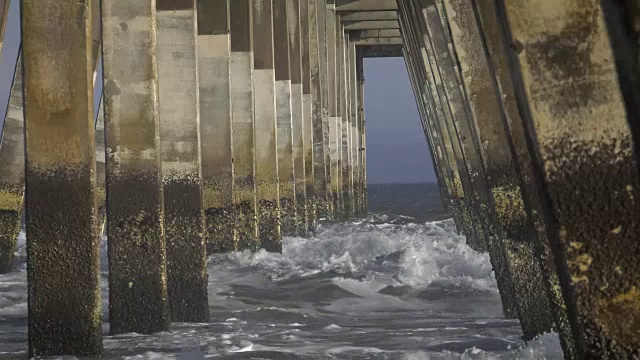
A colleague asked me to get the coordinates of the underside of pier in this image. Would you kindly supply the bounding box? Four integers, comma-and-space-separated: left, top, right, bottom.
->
0, 0, 639, 358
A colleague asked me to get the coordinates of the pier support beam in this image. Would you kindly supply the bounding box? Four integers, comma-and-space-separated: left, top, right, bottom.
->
301, 0, 316, 232
340, 30, 353, 218
156, 0, 208, 322
356, 51, 367, 215
309, 0, 330, 222
230, 0, 259, 250
319, 0, 334, 219
22, 0, 101, 355
288, 0, 308, 235
398, 0, 519, 318
348, 40, 359, 216
253, 0, 282, 251
197, 0, 235, 253
102, 0, 170, 334
334, 13, 345, 218
498, 1, 640, 356
471, 1, 575, 355
0, 55, 23, 274
327, 5, 342, 219
433, 0, 553, 340
274, 0, 298, 236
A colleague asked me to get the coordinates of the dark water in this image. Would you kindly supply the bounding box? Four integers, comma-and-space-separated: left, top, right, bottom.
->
0, 183, 562, 359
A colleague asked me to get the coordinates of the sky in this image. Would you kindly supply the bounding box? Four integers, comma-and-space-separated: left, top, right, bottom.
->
363, 57, 435, 184
0, 0, 436, 185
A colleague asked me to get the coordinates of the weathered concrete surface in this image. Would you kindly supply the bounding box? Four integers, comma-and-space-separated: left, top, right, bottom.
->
399, 0, 518, 318
356, 52, 367, 215
230, 0, 259, 251
327, 4, 342, 219
319, 0, 335, 219
340, 30, 353, 218
156, 0, 208, 322
402, 48, 451, 214
437, 0, 553, 340
471, 1, 575, 355
253, 0, 282, 251
102, 0, 170, 335
348, 40, 360, 215
0, 54, 23, 274
301, 0, 316, 233
309, 0, 330, 222
197, 0, 235, 254
22, 1, 101, 355
0, 0, 9, 55
274, 0, 298, 236
288, 0, 308, 235
334, 14, 345, 218
498, 0, 640, 357
418, 0, 520, 317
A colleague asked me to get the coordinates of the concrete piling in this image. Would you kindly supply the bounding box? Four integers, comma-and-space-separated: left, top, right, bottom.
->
253, 0, 283, 251
229, 0, 259, 250
356, 52, 367, 215
0, 54, 23, 274
301, 0, 317, 232
398, 0, 519, 319
348, 39, 359, 217
309, 0, 330, 222
156, 0, 209, 322
102, 0, 170, 335
434, 0, 553, 340
274, 0, 298, 236
22, 0, 102, 355
197, 0, 235, 254
334, 13, 345, 219
340, 30, 353, 218
471, 1, 575, 355
326, 4, 342, 219
288, 0, 308, 235
497, 1, 640, 356
319, 0, 334, 219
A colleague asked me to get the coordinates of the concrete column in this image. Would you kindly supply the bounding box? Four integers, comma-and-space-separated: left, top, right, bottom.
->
230, 0, 259, 250
400, 1, 470, 239
288, 0, 308, 236
334, 13, 344, 218
22, 1, 101, 355
348, 40, 360, 215
309, 0, 330, 221
427, 0, 553, 340
356, 52, 368, 214
197, 1, 235, 253
326, 4, 341, 219
411, 0, 520, 317
301, 0, 316, 232
273, 0, 297, 236
340, 30, 353, 218
253, 0, 282, 251
498, 1, 640, 357
470, 1, 575, 355
399, 0, 519, 318
402, 48, 451, 212
0, 0, 9, 54
102, 0, 170, 335
156, 0, 208, 322
0, 54, 23, 274
318, 0, 334, 219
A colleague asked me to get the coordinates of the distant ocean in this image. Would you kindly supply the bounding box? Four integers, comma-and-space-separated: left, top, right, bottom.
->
0, 183, 562, 359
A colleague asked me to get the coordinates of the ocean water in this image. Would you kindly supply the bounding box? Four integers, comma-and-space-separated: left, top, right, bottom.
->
0, 183, 563, 359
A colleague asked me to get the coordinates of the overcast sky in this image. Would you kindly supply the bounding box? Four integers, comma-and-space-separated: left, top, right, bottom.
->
0, 0, 436, 185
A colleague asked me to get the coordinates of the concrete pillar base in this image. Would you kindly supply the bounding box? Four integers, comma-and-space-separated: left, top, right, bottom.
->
204, 205, 236, 253
163, 179, 209, 322
258, 199, 282, 252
